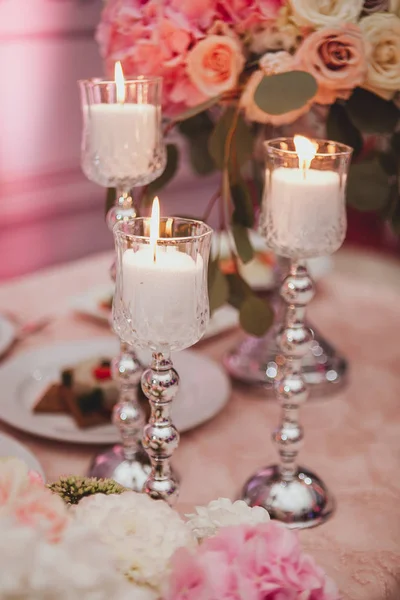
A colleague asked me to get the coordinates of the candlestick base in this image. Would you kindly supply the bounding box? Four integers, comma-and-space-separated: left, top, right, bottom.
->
224, 324, 347, 397
240, 465, 335, 530
88, 444, 151, 491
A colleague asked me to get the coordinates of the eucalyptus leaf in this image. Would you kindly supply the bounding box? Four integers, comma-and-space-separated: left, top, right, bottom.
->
347, 158, 390, 212
226, 273, 252, 310
208, 108, 253, 171
239, 295, 274, 337
254, 71, 317, 116
232, 224, 254, 264
144, 144, 179, 205
178, 112, 214, 136
326, 103, 363, 158
105, 187, 116, 217
346, 88, 399, 134
208, 260, 229, 313
231, 177, 254, 228
187, 132, 216, 175
175, 96, 221, 122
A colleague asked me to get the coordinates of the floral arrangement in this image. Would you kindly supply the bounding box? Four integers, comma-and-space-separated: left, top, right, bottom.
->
98, 0, 400, 334
0, 457, 339, 599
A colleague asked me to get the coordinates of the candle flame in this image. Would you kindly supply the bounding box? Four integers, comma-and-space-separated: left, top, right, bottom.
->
165, 218, 173, 238
150, 197, 160, 262
294, 135, 318, 172
114, 61, 125, 104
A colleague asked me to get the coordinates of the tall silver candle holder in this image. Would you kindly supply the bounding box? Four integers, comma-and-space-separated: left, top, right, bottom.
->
113, 208, 212, 504
79, 65, 166, 490
241, 136, 352, 528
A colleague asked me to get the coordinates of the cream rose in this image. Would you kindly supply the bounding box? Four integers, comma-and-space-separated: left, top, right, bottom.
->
293, 24, 368, 104
289, 0, 364, 28
186, 34, 245, 97
240, 51, 313, 125
360, 13, 400, 99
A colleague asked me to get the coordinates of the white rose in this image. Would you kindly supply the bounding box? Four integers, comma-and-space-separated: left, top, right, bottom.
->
250, 23, 300, 54
240, 52, 314, 126
185, 497, 270, 541
289, 0, 364, 28
73, 492, 194, 593
360, 13, 400, 99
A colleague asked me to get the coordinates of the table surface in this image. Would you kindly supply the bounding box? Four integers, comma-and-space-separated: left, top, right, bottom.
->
0, 246, 399, 600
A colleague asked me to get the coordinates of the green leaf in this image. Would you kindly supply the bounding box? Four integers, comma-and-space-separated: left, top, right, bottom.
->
347, 158, 390, 212
188, 132, 216, 175
175, 96, 221, 122
208, 108, 253, 171
326, 103, 363, 158
144, 144, 179, 205
239, 295, 274, 337
178, 112, 214, 136
254, 71, 317, 116
226, 273, 252, 309
105, 187, 116, 217
208, 260, 229, 313
232, 224, 254, 264
346, 88, 399, 134
231, 177, 255, 228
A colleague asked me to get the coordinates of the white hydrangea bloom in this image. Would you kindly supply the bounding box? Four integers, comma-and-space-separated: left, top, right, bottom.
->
185, 498, 270, 541
0, 517, 134, 599
73, 491, 194, 594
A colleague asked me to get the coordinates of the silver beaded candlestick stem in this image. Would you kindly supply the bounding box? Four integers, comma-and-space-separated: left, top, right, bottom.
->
241, 262, 335, 528
240, 136, 352, 528
141, 353, 180, 504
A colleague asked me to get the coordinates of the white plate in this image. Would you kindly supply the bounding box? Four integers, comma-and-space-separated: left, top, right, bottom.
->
70, 286, 239, 336
0, 338, 231, 444
0, 432, 44, 478
0, 314, 16, 357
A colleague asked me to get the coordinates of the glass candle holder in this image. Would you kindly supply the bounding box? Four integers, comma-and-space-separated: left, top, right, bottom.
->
79, 69, 166, 490
241, 137, 352, 529
113, 217, 213, 504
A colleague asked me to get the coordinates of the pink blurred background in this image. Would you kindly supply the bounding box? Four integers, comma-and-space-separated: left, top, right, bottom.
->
0, 0, 397, 282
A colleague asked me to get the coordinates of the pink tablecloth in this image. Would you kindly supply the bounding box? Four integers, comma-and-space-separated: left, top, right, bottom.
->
0, 249, 399, 600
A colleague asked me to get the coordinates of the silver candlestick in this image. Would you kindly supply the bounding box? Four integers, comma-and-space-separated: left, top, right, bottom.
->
141, 353, 180, 504
241, 261, 335, 527
79, 69, 166, 489
241, 136, 352, 528
113, 214, 212, 504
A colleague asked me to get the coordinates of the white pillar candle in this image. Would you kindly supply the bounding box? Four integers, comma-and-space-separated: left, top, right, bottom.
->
122, 246, 204, 350
86, 103, 157, 181
265, 137, 344, 257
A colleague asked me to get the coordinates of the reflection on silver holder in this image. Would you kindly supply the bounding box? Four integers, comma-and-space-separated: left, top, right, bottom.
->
141, 353, 180, 505
224, 259, 348, 395
241, 262, 335, 528
88, 198, 151, 490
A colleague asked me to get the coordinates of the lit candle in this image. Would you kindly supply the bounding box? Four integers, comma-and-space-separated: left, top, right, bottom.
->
122, 198, 204, 349
86, 62, 158, 182
266, 136, 343, 257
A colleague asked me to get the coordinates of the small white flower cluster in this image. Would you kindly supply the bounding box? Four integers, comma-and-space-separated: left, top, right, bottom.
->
185, 497, 270, 541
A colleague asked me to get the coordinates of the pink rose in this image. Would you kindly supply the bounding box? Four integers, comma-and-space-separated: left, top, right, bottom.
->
241, 52, 313, 125
293, 24, 368, 104
13, 486, 69, 543
28, 469, 44, 486
0, 458, 30, 509
187, 34, 245, 97
166, 523, 339, 600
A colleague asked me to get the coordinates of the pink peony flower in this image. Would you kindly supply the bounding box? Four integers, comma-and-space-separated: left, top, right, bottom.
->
187, 34, 245, 97
13, 485, 69, 543
28, 469, 44, 486
166, 522, 340, 600
293, 24, 368, 104
217, 0, 285, 30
